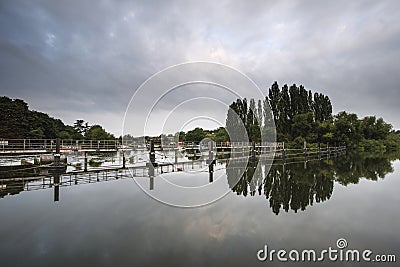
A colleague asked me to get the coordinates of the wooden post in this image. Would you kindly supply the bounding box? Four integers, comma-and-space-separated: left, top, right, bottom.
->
210, 141, 214, 161
54, 174, 60, 202
282, 142, 286, 161
209, 163, 214, 183
175, 148, 178, 164
54, 138, 60, 166
207, 141, 214, 165
148, 147, 155, 190
149, 139, 155, 166
84, 151, 88, 172
122, 151, 126, 168
149, 176, 154, 190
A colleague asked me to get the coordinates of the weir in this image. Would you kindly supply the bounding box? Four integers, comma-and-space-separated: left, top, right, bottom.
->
0, 138, 347, 202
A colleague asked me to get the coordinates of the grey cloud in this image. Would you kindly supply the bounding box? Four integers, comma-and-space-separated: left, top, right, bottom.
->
1, 0, 399, 135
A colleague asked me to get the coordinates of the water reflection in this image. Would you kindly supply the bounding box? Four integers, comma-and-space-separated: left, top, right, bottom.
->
1, 151, 399, 215
0, 168, 134, 201
226, 152, 400, 215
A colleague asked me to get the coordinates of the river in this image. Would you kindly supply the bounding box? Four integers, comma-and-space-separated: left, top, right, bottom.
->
0, 152, 399, 266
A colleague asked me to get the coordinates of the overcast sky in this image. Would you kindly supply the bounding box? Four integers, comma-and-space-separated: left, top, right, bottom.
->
1, 0, 399, 136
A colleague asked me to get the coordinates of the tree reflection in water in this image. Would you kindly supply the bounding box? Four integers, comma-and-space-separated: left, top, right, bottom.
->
226, 152, 399, 215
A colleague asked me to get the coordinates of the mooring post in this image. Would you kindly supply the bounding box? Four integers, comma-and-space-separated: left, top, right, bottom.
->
122, 151, 126, 168
146, 139, 157, 179
84, 151, 88, 172
148, 140, 155, 190
209, 163, 214, 183
149, 139, 156, 166
210, 141, 214, 162
54, 138, 60, 166
207, 141, 214, 165
54, 173, 60, 202
149, 176, 154, 190
175, 148, 178, 164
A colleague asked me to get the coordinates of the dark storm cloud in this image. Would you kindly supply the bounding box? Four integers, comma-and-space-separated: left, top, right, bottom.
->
0, 0, 399, 135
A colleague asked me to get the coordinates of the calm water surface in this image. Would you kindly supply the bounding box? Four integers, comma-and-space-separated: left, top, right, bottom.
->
0, 153, 399, 267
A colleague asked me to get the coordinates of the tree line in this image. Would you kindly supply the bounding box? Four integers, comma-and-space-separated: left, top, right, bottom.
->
177, 127, 229, 143
2, 89, 399, 153
226, 82, 400, 153
165, 81, 400, 154
0, 96, 115, 140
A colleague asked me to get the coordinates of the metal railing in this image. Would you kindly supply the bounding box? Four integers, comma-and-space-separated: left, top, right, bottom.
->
0, 139, 119, 153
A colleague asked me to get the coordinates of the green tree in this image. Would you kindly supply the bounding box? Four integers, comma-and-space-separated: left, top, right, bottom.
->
85, 125, 115, 140
268, 81, 280, 124
333, 112, 361, 147
246, 99, 256, 141
317, 120, 334, 144
214, 127, 229, 143
257, 99, 263, 127
360, 116, 391, 140
292, 112, 315, 141
0, 97, 30, 138
185, 127, 206, 143
277, 84, 290, 141
178, 131, 186, 142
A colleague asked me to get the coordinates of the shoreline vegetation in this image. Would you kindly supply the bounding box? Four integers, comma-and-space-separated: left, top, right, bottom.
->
0, 96, 115, 140
223, 82, 400, 154
1, 81, 400, 154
